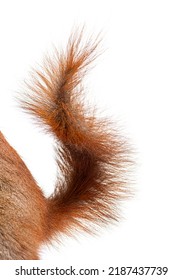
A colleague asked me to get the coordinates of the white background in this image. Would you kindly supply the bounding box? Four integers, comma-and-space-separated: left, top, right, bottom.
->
0, 0, 182, 279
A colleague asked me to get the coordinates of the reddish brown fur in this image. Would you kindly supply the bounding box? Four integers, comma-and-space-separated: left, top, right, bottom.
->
0, 29, 131, 259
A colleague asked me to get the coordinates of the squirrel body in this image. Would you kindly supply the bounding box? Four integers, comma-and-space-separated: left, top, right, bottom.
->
0, 30, 130, 260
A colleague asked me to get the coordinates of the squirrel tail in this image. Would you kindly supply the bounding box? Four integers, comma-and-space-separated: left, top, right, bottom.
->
20, 28, 131, 240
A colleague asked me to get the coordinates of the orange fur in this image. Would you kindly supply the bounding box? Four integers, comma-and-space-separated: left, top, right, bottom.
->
0, 29, 131, 259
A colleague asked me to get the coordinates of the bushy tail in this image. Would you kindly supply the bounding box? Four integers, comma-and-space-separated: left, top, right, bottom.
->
21, 29, 131, 239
